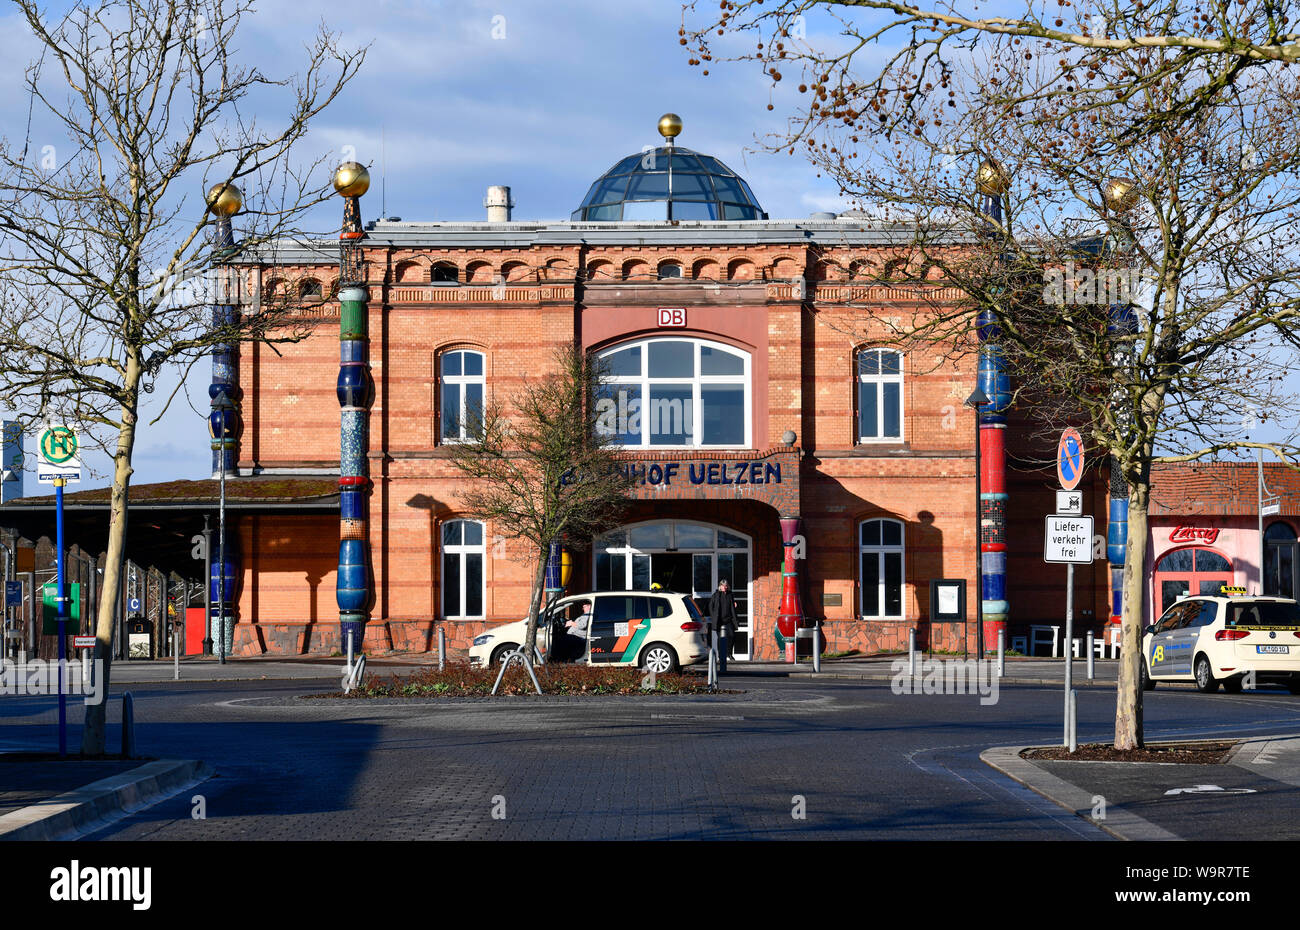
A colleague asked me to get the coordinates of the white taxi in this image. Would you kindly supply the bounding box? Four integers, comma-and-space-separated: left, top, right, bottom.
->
468, 590, 709, 673
1141, 590, 1300, 694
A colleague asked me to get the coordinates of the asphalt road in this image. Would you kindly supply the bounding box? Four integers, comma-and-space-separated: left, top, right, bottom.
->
6, 670, 1300, 842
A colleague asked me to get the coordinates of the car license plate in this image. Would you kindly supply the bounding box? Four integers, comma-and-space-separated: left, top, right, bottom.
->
1256, 645, 1290, 654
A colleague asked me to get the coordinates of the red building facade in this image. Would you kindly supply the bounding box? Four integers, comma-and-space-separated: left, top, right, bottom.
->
223, 126, 1114, 661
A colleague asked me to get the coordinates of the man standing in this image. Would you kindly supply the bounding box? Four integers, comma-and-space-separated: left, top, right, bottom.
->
708, 579, 737, 674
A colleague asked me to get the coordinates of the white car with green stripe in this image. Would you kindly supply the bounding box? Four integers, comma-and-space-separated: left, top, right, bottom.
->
469, 591, 709, 672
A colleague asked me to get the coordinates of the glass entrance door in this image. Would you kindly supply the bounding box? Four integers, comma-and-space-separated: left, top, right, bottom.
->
593, 520, 751, 660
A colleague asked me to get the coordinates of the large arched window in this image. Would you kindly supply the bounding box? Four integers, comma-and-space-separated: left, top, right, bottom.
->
856, 348, 903, 442
1153, 547, 1233, 616
1265, 522, 1298, 598
860, 518, 905, 618
442, 519, 485, 618
440, 350, 484, 443
596, 338, 750, 448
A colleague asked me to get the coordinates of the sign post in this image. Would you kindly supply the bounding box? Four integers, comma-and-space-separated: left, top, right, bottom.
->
37, 425, 80, 757
1052, 428, 1089, 749
55, 477, 67, 756
4, 581, 18, 661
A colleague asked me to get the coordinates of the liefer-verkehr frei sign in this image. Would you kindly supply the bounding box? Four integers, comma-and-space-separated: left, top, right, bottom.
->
1044, 515, 1094, 564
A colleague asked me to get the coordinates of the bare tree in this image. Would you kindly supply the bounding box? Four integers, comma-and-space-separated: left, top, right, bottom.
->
0, 0, 365, 754
687, 2, 1300, 748
447, 343, 636, 666
682, 0, 1300, 142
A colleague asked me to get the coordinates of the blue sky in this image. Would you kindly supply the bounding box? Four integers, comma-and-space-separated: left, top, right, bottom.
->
0, 0, 855, 492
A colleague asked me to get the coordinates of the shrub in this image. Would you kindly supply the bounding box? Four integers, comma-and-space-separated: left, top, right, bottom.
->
321, 660, 721, 698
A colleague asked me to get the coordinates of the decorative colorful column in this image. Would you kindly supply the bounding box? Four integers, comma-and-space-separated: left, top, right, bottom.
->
775, 516, 804, 656
205, 183, 243, 657
1102, 178, 1141, 630
334, 161, 373, 653
544, 543, 573, 606
975, 161, 1012, 650
1105, 304, 1137, 631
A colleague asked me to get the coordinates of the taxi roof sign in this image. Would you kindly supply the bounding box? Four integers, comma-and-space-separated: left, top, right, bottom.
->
1220, 585, 1248, 595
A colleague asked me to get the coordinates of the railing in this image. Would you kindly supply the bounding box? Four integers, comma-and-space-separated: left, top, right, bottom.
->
388, 284, 574, 303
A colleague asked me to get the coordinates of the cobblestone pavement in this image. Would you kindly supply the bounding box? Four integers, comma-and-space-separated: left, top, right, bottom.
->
5, 673, 1300, 840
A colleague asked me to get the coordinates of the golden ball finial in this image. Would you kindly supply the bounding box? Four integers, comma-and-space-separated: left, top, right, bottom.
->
658, 113, 683, 141
205, 182, 242, 217
1103, 177, 1140, 213
975, 159, 1010, 196
333, 161, 370, 198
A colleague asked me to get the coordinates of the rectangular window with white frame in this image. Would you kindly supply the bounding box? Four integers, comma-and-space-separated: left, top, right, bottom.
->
860, 518, 905, 618
442, 519, 485, 618
440, 350, 485, 443
857, 349, 903, 442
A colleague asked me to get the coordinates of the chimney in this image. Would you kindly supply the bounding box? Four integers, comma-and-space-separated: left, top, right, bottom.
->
484, 185, 514, 222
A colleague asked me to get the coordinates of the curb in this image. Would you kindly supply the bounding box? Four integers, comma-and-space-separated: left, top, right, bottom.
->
0, 759, 211, 841
979, 745, 1180, 841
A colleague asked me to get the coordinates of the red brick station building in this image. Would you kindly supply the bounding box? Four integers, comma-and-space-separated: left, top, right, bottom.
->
6, 118, 1294, 663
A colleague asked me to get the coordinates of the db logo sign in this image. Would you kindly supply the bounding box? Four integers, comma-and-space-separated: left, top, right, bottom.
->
657, 308, 686, 327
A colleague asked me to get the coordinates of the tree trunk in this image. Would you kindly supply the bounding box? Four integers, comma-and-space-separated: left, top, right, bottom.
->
521, 544, 549, 663
1114, 477, 1151, 750
80, 384, 138, 756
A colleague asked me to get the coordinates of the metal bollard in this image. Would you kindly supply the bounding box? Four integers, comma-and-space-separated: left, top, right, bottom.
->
908, 628, 916, 676
438, 626, 446, 670
708, 628, 718, 689
122, 691, 135, 758
1086, 630, 1095, 681
1068, 689, 1078, 752
812, 626, 821, 673
997, 629, 1005, 679
173, 629, 180, 681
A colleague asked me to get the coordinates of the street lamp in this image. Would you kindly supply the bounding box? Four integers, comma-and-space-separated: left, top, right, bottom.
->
965, 386, 990, 658
211, 389, 235, 665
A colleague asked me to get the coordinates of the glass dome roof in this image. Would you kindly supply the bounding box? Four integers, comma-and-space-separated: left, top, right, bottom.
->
571, 145, 766, 222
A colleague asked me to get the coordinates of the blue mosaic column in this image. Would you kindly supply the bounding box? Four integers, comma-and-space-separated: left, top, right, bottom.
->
1106, 309, 1138, 628
206, 184, 243, 657
975, 161, 1011, 648
334, 162, 372, 653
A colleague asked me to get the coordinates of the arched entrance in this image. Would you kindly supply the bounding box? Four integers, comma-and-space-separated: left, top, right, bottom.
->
593, 520, 752, 660
1153, 546, 1234, 615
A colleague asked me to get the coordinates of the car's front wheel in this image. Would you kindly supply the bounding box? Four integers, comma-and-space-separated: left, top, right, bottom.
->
1141, 657, 1156, 692
491, 643, 520, 665
640, 643, 677, 674
1195, 655, 1220, 693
